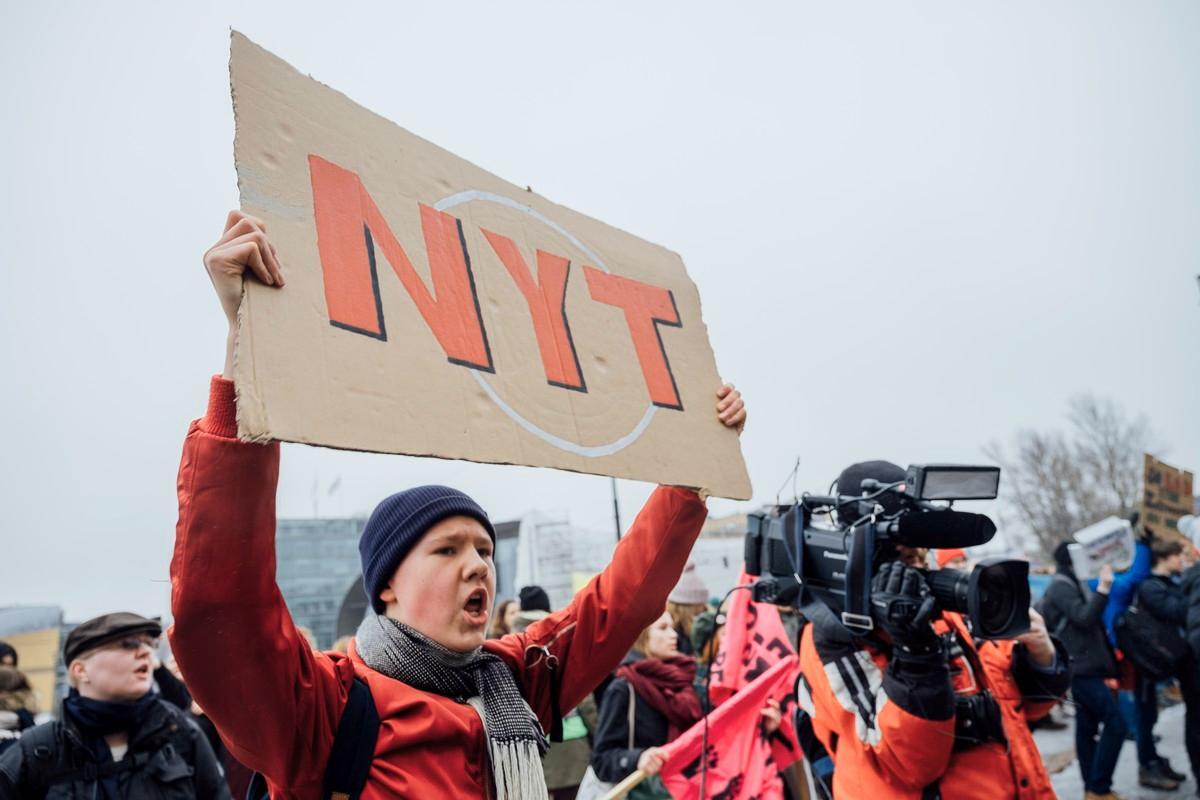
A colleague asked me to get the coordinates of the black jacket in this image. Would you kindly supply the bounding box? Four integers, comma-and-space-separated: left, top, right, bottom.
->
1138, 573, 1187, 627
591, 676, 674, 782
0, 695, 229, 800
1041, 571, 1117, 678
1185, 564, 1200, 661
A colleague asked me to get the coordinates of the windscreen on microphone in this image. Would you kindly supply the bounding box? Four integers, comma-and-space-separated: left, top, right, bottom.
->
893, 510, 996, 549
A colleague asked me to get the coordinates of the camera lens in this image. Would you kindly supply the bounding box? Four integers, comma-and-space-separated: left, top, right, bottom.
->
926, 558, 1031, 640
967, 559, 1031, 639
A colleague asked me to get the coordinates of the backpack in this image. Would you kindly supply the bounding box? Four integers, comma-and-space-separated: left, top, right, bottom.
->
245, 677, 379, 800
1114, 603, 1188, 683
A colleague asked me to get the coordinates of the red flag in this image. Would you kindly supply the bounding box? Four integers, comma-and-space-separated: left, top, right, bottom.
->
659, 655, 798, 800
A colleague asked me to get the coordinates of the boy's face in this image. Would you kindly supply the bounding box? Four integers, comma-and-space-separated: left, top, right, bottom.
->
71, 635, 157, 702
379, 515, 496, 652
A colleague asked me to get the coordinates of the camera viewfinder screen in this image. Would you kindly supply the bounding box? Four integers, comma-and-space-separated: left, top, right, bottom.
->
921, 468, 1000, 500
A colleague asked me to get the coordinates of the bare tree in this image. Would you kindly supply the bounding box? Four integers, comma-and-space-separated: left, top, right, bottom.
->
984, 394, 1152, 559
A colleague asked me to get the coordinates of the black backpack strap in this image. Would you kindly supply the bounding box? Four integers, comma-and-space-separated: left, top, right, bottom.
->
17, 722, 62, 794
245, 677, 380, 800
323, 677, 380, 800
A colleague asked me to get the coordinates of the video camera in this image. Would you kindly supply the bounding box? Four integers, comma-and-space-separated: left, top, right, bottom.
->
744, 462, 1030, 639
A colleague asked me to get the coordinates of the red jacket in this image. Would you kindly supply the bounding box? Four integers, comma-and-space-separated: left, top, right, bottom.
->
798, 612, 1067, 799
169, 377, 708, 799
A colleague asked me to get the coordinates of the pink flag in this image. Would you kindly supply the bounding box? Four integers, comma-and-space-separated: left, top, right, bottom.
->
659, 656, 798, 800
708, 571, 795, 704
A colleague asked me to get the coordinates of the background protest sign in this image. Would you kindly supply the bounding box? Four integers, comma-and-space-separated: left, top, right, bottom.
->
1066, 516, 1134, 581
228, 33, 751, 499
1141, 454, 1195, 542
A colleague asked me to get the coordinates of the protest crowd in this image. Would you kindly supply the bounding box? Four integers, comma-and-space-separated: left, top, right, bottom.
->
0, 210, 1199, 799
1, 51, 1198, 800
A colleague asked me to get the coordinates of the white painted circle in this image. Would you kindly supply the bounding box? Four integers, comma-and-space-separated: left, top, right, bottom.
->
434, 190, 657, 457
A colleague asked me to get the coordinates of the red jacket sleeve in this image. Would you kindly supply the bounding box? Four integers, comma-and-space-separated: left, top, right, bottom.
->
485, 485, 708, 725
168, 377, 348, 795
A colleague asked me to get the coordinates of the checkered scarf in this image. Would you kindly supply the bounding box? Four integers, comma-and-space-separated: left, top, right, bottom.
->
356, 615, 549, 799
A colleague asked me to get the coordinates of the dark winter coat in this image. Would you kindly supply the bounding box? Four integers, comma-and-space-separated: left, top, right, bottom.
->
591, 673, 673, 782
1040, 572, 1117, 678
0, 695, 229, 800
1184, 564, 1200, 661
1137, 573, 1187, 628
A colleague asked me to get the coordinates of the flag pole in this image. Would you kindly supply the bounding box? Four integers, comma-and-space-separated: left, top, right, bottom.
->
599, 770, 647, 800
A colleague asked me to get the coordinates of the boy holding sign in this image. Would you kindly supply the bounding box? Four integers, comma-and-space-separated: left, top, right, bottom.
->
169, 211, 746, 799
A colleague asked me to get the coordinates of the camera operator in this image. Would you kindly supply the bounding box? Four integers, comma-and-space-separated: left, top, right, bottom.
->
796, 462, 1070, 799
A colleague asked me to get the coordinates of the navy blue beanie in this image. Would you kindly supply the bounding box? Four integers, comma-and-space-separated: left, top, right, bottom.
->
359, 485, 496, 613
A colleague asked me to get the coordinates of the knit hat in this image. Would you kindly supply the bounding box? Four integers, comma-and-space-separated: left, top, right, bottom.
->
360, 485, 496, 613
518, 585, 551, 613
668, 562, 708, 605
934, 548, 968, 568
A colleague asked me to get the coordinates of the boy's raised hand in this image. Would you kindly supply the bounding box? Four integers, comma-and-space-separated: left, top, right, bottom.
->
203, 210, 285, 377
716, 383, 746, 434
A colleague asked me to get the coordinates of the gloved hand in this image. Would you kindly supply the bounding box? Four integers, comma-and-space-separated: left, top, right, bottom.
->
871, 561, 940, 654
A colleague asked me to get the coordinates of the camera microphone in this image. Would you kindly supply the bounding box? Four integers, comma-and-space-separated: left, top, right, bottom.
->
891, 510, 996, 549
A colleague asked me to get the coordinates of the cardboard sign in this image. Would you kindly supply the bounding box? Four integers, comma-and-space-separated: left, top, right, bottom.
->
227, 33, 750, 499
1141, 454, 1195, 540
1066, 516, 1135, 580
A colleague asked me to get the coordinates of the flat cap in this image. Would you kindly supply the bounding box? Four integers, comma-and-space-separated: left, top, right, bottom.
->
63, 612, 161, 664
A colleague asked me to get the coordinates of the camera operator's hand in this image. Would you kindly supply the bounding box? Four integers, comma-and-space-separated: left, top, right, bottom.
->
871, 561, 939, 654
1015, 608, 1056, 668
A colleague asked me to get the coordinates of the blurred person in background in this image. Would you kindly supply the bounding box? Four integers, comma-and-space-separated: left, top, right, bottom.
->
666, 562, 708, 656
0, 612, 228, 799
488, 598, 519, 639
0, 667, 43, 755
1042, 543, 1126, 800
587, 610, 703, 799
588, 609, 780, 798
1134, 537, 1199, 791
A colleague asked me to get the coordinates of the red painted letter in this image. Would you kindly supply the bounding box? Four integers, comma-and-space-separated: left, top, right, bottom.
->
308, 154, 493, 371
583, 267, 683, 410
481, 229, 585, 391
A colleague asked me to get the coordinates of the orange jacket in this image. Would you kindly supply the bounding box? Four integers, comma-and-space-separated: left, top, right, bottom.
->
169, 377, 708, 799
798, 612, 1067, 799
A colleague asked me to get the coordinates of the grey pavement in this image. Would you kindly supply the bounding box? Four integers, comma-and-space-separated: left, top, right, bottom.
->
1036, 702, 1195, 799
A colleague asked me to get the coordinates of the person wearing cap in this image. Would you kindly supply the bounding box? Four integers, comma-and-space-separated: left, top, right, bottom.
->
797, 460, 1070, 800
666, 562, 708, 655
167, 211, 748, 799
0, 612, 229, 799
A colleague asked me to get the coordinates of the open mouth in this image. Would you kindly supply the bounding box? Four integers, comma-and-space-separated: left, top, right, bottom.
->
463, 588, 488, 621
134, 664, 151, 678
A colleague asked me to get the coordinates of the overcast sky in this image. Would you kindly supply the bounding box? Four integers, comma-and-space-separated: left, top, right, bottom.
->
2, 2, 1197, 621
